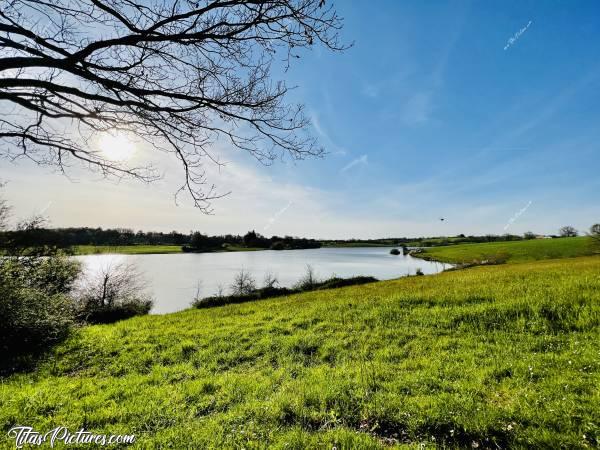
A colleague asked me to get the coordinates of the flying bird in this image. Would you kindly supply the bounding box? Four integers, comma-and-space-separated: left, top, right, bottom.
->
439, 217, 446, 222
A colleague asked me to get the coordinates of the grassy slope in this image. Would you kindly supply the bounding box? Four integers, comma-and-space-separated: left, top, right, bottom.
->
1, 257, 599, 448
418, 236, 595, 264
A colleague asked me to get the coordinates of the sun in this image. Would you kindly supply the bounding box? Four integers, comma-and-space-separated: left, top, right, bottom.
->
97, 131, 136, 161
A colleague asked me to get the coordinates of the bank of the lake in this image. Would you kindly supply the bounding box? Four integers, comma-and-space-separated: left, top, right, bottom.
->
1, 255, 598, 448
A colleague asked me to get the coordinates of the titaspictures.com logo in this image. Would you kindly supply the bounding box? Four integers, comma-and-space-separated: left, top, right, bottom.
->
7, 426, 135, 448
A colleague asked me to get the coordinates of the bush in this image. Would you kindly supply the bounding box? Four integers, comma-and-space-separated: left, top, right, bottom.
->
76, 261, 153, 324
0, 192, 81, 370
81, 301, 152, 324
389, 248, 400, 255
316, 276, 377, 289
0, 285, 74, 355
294, 265, 318, 290
193, 286, 294, 309
0, 254, 80, 370
229, 269, 256, 296
1, 252, 81, 294
193, 274, 378, 309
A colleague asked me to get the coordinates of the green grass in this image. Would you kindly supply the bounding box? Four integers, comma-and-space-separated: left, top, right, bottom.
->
1, 256, 599, 448
72, 245, 264, 255
418, 236, 596, 264
73, 245, 183, 255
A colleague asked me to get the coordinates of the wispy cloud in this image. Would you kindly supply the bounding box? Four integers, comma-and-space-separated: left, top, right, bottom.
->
310, 111, 347, 155
399, 6, 466, 126
340, 154, 368, 173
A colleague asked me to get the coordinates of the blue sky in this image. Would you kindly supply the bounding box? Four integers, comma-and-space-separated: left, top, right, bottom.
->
4, 0, 600, 238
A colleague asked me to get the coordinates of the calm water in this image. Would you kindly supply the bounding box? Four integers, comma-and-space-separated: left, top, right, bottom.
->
76, 247, 450, 314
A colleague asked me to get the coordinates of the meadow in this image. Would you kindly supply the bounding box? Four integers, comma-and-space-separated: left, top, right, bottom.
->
1, 256, 598, 448
72, 244, 263, 255
73, 245, 183, 255
418, 236, 595, 264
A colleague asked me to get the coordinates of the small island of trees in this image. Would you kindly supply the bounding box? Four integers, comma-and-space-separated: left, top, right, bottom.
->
183, 230, 321, 252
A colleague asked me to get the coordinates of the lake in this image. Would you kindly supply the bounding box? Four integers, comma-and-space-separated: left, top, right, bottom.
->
76, 247, 450, 314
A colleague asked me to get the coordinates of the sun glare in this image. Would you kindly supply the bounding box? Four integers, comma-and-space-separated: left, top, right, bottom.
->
97, 132, 136, 162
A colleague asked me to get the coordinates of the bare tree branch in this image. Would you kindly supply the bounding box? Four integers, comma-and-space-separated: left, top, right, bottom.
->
0, 0, 347, 212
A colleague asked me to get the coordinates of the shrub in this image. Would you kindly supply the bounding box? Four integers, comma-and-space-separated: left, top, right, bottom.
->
0, 285, 74, 360
389, 248, 400, 255
76, 261, 153, 324
263, 272, 279, 289
315, 276, 377, 289
0, 192, 81, 369
0, 254, 80, 370
229, 269, 256, 296
193, 286, 294, 309
79, 301, 152, 324
294, 264, 318, 290
1, 252, 81, 294
193, 273, 379, 309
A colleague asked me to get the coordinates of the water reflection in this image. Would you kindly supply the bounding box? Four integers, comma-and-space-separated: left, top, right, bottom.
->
75, 247, 449, 314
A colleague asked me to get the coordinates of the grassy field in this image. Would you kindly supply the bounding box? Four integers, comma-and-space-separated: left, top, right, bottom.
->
1, 256, 599, 448
72, 245, 264, 255
73, 245, 183, 255
418, 236, 596, 264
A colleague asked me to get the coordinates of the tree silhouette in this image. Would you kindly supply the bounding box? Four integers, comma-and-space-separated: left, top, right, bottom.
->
590, 224, 600, 245
0, 0, 346, 212
559, 226, 578, 238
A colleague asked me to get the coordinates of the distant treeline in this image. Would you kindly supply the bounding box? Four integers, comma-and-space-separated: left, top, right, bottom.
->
0, 226, 547, 253
183, 230, 321, 252
323, 233, 538, 248
0, 227, 191, 248
0, 227, 321, 251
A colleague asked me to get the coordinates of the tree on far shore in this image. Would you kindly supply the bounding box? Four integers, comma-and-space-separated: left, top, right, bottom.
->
590, 224, 600, 247
559, 226, 578, 238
